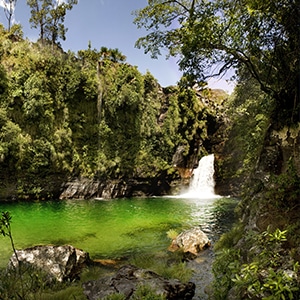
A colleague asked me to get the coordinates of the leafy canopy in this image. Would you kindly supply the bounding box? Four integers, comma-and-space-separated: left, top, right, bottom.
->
27, 0, 77, 44
134, 0, 300, 123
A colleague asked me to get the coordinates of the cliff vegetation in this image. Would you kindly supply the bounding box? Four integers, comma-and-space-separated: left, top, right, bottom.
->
0, 24, 221, 200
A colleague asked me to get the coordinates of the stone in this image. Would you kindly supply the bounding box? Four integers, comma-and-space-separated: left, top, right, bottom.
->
169, 227, 211, 256
59, 178, 170, 199
82, 264, 195, 300
8, 245, 90, 282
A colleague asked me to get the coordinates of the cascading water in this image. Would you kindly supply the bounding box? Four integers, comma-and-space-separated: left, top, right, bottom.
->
183, 154, 219, 199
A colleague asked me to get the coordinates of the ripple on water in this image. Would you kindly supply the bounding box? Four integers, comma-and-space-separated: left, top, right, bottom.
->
0, 197, 238, 274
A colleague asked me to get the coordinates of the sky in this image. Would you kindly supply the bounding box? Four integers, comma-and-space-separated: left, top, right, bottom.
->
0, 0, 235, 93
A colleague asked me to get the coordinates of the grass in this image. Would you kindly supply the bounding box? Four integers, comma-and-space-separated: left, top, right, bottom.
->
129, 250, 192, 283
0, 247, 193, 299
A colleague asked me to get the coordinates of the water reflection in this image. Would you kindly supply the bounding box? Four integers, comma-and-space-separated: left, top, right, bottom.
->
0, 196, 238, 267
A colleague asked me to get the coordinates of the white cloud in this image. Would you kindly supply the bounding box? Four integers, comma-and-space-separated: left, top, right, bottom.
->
207, 77, 236, 95
0, 0, 17, 26
0, 0, 15, 11
0, 0, 16, 10
0, 0, 6, 9
57, 0, 80, 6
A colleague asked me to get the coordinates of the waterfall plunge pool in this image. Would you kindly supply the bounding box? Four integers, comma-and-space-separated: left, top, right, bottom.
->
0, 154, 237, 276
0, 196, 237, 268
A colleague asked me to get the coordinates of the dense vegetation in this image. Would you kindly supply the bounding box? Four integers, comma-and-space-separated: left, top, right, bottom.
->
0, 23, 220, 200
135, 0, 299, 126
0, 0, 299, 298
134, 0, 300, 299
212, 77, 300, 299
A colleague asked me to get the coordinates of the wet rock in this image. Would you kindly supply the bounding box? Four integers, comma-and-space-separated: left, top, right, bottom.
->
59, 178, 171, 199
82, 264, 195, 300
59, 178, 121, 199
8, 245, 90, 282
169, 227, 211, 256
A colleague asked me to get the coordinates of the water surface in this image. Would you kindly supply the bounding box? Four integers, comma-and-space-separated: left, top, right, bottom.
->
0, 197, 237, 267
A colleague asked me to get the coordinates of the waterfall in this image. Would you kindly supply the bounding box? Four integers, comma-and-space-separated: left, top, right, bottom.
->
183, 154, 219, 199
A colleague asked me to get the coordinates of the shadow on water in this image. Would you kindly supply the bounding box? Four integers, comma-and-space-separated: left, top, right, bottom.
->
0, 196, 238, 300
0, 155, 238, 299
50, 232, 98, 246
0, 196, 238, 265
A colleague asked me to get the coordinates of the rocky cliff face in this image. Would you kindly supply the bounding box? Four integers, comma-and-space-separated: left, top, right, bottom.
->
0, 87, 228, 201
258, 125, 300, 176
241, 124, 300, 230
211, 120, 300, 299
59, 177, 172, 199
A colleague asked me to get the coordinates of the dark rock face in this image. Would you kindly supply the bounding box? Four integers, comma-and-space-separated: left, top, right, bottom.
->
82, 264, 195, 300
8, 245, 90, 282
59, 177, 171, 199
59, 179, 126, 199
258, 126, 300, 176
172, 145, 197, 179
169, 227, 211, 256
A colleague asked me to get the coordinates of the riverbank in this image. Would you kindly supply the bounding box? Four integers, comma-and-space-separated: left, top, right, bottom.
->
0, 196, 238, 298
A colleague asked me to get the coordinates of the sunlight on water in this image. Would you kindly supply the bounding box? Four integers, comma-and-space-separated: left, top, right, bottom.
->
180, 154, 221, 199
0, 155, 235, 267
0, 197, 237, 268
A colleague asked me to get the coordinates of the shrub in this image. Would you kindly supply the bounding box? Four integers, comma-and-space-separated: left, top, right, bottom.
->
213, 226, 300, 300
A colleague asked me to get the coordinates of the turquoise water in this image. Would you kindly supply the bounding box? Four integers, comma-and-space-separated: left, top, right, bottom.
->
0, 197, 237, 267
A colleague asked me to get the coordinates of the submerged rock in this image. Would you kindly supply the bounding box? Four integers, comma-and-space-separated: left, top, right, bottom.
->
82, 264, 195, 300
169, 227, 211, 256
8, 245, 90, 282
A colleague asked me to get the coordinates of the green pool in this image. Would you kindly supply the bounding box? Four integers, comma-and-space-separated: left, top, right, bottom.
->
0, 196, 237, 267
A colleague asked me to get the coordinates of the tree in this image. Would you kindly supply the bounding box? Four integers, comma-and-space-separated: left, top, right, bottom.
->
1, 0, 17, 31
46, 0, 77, 44
134, 0, 300, 125
99, 46, 126, 63
0, 211, 24, 298
27, 0, 51, 42
27, 0, 77, 44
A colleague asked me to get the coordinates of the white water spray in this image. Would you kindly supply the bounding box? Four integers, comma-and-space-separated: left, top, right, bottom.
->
182, 154, 219, 199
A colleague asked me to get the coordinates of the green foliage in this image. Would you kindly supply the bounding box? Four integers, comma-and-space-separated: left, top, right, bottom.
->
166, 228, 178, 240
135, 0, 300, 125
103, 294, 126, 300
0, 65, 8, 99
265, 158, 300, 210
0, 211, 12, 238
0, 264, 87, 300
0, 25, 219, 198
213, 248, 241, 300
37, 286, 86, 300
131, 284, 166, 300
216, 73, 273, 190
213, 226, 300, 300
0, 211, 26, 299
129, 252, 192, 283
27, 0, 78, 44
214, 224, 244, 252
0, 212, 19, 263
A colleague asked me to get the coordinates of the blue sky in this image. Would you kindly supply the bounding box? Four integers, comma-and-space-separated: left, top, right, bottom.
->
0, 0, 234, 92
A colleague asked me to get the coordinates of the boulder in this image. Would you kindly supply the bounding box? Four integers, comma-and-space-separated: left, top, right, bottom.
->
8, 245, 90, 282
169, 227, 211, 256
83, 264, 195, 300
